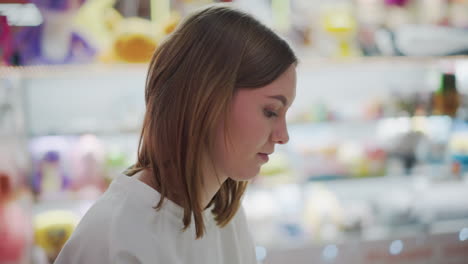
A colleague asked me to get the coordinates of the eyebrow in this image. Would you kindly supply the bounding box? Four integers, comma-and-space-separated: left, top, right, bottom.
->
267, 95, 287, 106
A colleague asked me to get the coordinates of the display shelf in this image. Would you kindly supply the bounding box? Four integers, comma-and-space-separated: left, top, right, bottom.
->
0, 63, 149, 78
245, 174, 468, 251
297, 54, 468, 68
27, 127, 142, 138
1, 55, 467, 76
3, 57, 466, 138
261, 229, 468, 264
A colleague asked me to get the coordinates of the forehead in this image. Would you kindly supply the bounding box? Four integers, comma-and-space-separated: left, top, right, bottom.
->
239, 65, 297, 105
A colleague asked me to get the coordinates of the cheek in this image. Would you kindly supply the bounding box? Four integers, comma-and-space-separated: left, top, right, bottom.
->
211, 98, 272, 179
212, 116, 265, 174
229, 107, 269, 151
229, 124, 264, 154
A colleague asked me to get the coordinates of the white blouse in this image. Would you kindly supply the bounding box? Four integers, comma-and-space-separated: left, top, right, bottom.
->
54, 173, 257, 264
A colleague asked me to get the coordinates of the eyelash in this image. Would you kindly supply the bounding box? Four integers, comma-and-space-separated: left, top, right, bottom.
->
264, 109, 278, 118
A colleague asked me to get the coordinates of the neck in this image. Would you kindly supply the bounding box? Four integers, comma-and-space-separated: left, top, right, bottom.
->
201, 160, 228, 208
136, 166, 227, 209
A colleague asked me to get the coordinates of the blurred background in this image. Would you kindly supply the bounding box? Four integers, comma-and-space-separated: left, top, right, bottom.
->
0, 0, 468, 263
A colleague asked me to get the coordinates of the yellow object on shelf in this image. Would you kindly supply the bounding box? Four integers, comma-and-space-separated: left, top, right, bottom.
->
450, 132, 468, 153
74, 0, 123, 49
151, 0, 171, 24
162, 13, 182, 35
75, 0, 182, 63
34, 210, 79, 261
321, 3, 360, 58
272, 0, 291, 33
109, 13, 181, 63
112, 18, 160, 63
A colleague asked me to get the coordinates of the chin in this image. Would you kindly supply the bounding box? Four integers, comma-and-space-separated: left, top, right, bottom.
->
229, 168, 260, 181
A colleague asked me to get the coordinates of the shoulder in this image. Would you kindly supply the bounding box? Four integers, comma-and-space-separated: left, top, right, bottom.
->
231, 205, 250, 230
214, 205, 257, 263
55, 178, 165, 264
56, 175, 188, 264
217, 205, 255, 246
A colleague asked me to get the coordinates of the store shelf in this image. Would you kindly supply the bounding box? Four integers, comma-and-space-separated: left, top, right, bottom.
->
261, 228, 468, 264
0, 63, 150, 78
28, 128, 142, 138
298, 55, 468, 68
1, 55, 467, 77
245, 174, 468, 252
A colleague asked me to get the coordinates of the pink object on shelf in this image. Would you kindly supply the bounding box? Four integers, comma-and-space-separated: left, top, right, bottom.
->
0, 203, 29, 262
0, 16, 13, 65
384, 0, 410, 7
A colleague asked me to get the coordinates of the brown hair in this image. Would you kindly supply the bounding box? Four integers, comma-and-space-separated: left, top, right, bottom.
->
126, 4, 297, 238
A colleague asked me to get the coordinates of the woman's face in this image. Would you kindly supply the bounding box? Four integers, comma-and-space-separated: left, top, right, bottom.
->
212, 65, 296, 181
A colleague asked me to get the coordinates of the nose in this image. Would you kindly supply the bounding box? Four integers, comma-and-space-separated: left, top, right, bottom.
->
271, 119, 289, 145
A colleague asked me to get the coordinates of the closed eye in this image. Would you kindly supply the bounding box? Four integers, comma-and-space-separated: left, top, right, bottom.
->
264, 109, 278, 118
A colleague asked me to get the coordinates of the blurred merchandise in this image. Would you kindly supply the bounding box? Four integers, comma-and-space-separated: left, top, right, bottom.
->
271, 0, 291, 33
449, 121, 468, 179
34, 210, 78, 262
74, 0, 181, 63
377, 116, 453, 176
432, 72, 460, 117
319, 2, 360, 58
0, 16, 13, 65
418, 0, 449, 25
151, 0, 171, 24
4, 0, 467, 63
0, 173, 32, 264
303, 184, 344, 242
110, 17, 160, 63
105, 145, 133, 183
449, 0, 468, 28
0, 75, 33, 264
394, 25, 468, 56
13, 0, 96, 65
29, 136, 73, 201
73, 0, 124, 51
69, 134, 107, 199
388, 130, 424, 175
28, 134, 136, 201
287, 121, 387, 181
384, 0, 414, 30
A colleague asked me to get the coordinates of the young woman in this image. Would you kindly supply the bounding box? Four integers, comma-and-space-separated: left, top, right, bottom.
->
55, 5, 297, 264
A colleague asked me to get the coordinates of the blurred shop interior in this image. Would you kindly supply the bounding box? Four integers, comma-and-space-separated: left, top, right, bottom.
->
0, 0, 468, 263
